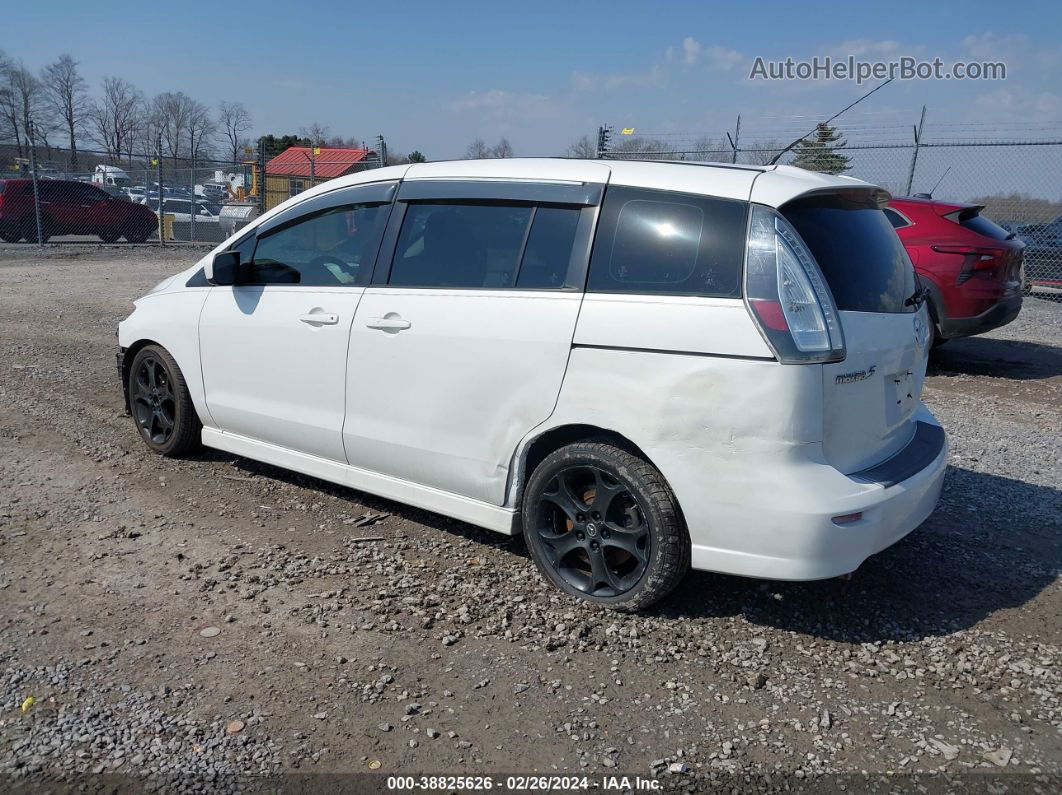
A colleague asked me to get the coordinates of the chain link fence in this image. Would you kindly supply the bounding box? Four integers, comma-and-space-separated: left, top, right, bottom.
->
0, 139, 385, 246
597, 120, 1062, 301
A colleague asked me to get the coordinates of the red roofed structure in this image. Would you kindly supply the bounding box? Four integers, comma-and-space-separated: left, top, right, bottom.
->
262, 146, 378, 209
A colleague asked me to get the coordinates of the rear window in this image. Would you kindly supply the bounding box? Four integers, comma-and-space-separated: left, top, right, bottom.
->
587, 186, 746, 297
953, 210, 1012, 241
783, 196, 917, 314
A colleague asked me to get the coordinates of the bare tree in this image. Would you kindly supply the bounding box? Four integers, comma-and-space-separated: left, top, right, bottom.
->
153, 91, 193, 161
186, 98, 216, 165
40, 54, 87, 170
89, 77, 142, 159
7, 59, 54, 158
218, 100, 252, 164
464, 138, 491, 159
300, 122, 329, 147
565, 134, 596, 158
690, 136, 730, 162
0, 51, 22, 156
742, 138, 784, 166
491, 137, 513, 158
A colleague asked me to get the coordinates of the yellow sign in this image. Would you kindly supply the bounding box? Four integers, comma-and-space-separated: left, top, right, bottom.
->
243, 146, 254, 155
313, 147, 322, 156
150, 158, 158, 167
621, 128, 635, 135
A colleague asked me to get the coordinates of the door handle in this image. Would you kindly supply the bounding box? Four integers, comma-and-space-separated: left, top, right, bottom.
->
366, 316, 411, 332
299, 312, 339, 326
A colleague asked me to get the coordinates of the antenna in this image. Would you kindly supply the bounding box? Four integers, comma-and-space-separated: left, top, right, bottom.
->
768, 77, 895, 166
927, 166, 951, 198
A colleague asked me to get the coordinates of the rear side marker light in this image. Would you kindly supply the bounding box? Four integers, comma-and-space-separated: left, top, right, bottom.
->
832, 512, 864, 526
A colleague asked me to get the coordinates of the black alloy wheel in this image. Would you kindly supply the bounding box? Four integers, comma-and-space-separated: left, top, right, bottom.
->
535, 465, 650, 597
131, 353, 176, 446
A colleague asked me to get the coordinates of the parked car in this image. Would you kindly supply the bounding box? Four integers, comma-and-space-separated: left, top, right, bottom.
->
885, 198, 1024, 344
117, 159, 946, 610
0, 178, 159, 243
160, 198, 220, 224
196, 182, 229, 203
1012, 215, 1062, 291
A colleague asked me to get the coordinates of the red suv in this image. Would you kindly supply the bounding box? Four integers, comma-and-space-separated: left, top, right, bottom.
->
0, 179, 158, 243
886, 198, 1024, 344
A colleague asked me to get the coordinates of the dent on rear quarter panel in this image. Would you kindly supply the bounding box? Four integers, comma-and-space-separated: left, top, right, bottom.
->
531, 347, 824, 514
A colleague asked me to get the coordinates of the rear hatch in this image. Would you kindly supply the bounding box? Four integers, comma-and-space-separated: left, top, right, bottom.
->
783, 194, 930, 474
942, 205, 1025, 295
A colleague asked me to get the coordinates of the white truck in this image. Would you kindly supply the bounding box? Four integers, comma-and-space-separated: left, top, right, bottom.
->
92, 165, 132, 189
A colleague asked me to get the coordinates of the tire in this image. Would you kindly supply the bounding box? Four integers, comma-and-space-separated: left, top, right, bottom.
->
0, 228, 20, 243
21, 218, 51, 243
126, 344, 202, 457
125, 224, 152, 243
521, 440, 690, 611
99, 231, 121, 243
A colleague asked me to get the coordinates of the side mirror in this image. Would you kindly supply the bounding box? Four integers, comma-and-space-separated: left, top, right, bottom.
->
208, 250, 240, 285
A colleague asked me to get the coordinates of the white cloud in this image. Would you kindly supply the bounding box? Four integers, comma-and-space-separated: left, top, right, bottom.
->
569, 64, 666, 92
962, 32, 1028, 60
974, 86, 1061, 119
682, 37, 701, 65
827, 38, 905, 58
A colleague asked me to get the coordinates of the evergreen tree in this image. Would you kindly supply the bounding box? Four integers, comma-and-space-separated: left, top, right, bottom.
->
790, 123, 850, 174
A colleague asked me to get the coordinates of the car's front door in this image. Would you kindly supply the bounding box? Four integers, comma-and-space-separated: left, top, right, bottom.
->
343, 179, 602, 504
199, 182, 395, 462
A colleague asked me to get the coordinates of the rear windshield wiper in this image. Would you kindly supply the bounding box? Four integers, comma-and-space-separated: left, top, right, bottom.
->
904, 285, 929, 307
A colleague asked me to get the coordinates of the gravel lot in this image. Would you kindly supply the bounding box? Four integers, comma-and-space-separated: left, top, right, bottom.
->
1, 247, 1059, 792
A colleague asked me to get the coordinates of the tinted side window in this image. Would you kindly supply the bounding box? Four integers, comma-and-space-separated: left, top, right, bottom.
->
248, 203, 386, 286
587, 187, 746, 297
783, 198, 916, 314
390, 203, 532, 288
883, 208, 910, 229
958, 212, 1011, 241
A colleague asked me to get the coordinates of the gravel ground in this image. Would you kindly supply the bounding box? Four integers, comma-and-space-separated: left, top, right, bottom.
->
0, 247, 1059, 792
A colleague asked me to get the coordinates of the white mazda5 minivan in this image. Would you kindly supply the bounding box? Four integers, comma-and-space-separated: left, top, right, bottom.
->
118, 158, 947, 610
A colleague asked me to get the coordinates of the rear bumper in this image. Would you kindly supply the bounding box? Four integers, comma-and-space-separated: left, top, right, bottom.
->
684, 412, 948, 581
939, 295, 1021, 339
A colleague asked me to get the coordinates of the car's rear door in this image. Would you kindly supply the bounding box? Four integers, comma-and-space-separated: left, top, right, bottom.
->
343, 177, 604, 504
199, 181, 396, 461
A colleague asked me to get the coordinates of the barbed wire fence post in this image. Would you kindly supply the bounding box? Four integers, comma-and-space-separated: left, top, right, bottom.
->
905, 106, 928, 196
27, 120, 44, 248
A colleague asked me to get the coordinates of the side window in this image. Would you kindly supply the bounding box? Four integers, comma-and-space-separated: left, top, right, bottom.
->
883, 208, 910, 229
517, 207, 581, 289
587, 186, 747, 297
389, 202, 582, 289
186, 233, 255, 288
246, 203, 387, 286
391, 203, 530, 288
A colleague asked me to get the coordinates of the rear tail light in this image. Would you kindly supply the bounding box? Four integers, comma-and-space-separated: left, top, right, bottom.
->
745, 205, 845, 364
931, 244, 1006, 283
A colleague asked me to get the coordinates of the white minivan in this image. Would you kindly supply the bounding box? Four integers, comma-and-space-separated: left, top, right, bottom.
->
117, 158, 947, 610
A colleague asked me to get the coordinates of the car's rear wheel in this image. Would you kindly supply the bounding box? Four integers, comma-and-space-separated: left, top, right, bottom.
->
0, 227, 20, 243
124, 223, 153, 243
21, 218, 51, 243
126, 345, 202, 457
99, 230, 121, 243
522, 441, 690, 611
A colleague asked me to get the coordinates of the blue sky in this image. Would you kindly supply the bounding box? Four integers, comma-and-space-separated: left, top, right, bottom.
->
4, 0, 1061, 161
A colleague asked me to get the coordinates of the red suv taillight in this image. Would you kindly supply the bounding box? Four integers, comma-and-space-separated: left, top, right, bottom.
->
930, 244, 1006, 283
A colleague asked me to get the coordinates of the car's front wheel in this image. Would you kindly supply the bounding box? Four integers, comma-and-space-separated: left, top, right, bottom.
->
124, 223, 153, 243
126, 344, 202, 456
522, 441, 690, 611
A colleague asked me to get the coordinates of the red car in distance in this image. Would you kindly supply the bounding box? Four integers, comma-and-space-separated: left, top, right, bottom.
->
0, 179, 158, 243
885, 197, 1024, 345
